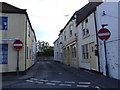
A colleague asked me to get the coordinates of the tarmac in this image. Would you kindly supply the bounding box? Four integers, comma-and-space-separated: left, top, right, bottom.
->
1, 61, 120, 89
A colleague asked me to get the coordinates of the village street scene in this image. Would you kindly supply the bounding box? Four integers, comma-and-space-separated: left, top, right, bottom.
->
0, 0, 120, 90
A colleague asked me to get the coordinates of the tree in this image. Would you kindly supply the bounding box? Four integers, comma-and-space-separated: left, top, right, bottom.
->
37, 40, 49, 52
37, 41, 54, 56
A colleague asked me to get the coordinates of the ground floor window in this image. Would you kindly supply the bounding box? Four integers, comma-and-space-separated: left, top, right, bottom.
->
63, 48, 66, 59
71, 44, 77, 58
0, 44, 8, 64
82, 44, 89, 60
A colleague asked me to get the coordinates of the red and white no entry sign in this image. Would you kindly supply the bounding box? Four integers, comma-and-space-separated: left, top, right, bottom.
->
98, 28, 111, 40
13, 40, 23, 50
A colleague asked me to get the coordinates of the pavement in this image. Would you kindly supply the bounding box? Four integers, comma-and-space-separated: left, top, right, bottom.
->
1, 61, 120, 89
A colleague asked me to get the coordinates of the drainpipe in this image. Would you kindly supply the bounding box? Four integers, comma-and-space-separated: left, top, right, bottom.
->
94, 11, 101, 73
24, 19, 27, 71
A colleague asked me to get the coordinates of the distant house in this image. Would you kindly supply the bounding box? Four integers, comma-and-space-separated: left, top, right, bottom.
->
54, 38, 59, 62
62, 13, 79, 68
0, 2, 37, 73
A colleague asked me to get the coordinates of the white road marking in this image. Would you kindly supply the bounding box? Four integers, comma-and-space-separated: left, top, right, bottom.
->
30, 78, 38, 81
95, 86, 101, 90
45, 83, 56, 85
78, 82, 91, 84
77, 85, 89, 88
64, 81, 75, 84
51, 80, 61, 83
35, 81, 44, 84
39, 79, 48, 82
26, 80, 34, 82
59, 84, 72, 87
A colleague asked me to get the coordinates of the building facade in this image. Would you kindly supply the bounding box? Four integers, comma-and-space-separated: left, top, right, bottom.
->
54, 38, 59, 62
54, 1, 120, 80
76, 2, 102, 72
0, 2, 37, 73
96, 2, 120, 79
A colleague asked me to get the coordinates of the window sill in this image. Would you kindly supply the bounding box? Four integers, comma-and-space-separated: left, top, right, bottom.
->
81, 59, 90, 63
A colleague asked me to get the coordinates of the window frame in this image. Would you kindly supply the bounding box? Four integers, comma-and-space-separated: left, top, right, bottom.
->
82, 44, 89, 60
0, 16, 8, 30
0, 44, 8, 64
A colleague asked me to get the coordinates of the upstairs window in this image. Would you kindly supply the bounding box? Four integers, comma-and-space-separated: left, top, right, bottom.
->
70, 30, 72, 37
64, 31, 66, 41
69, 24, 73, 37
0, 16, 8, 30
82, 18, 90, 38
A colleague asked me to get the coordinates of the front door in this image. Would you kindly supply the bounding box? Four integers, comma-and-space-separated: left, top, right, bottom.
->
67, 47, 70, 65
89, 42, 97, 71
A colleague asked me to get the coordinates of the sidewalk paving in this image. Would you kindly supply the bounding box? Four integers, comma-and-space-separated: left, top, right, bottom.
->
2, 62, 40, 81
58, 62, 120, 89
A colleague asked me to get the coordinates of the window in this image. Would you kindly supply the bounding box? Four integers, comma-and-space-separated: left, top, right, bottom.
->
0, 16, 8, 30
63, 48, 66, 59
71, 44, 76, 58
28, 25, 30, 37
0, 44, 8, 64
26, 47, 28, 59
82, 18, 90, 37
70, 30, 72, 37
82, 44, 89, 59
64, 31, 66, 41
69, 24, 73, 37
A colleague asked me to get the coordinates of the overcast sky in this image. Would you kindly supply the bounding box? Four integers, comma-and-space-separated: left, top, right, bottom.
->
0, 0, 90, 45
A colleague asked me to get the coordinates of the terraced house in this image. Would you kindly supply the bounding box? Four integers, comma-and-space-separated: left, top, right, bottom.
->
0, 2, 37, 73
54, 1, 120, 80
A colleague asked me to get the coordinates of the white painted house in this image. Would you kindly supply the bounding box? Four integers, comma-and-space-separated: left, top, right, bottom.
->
54, 38, 59, 62
58, 29, 64, 63
76, 2, 102, 72
96, 2, 120, 80
54, 1, 120, 80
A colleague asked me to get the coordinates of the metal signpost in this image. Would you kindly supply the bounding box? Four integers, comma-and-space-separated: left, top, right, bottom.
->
13, 40, 23, 77
98, 28, 111, 76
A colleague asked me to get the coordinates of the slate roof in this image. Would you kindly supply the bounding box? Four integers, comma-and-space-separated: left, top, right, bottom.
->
76, 2, 102, 26
60, 2, 102, 35
0, 2, 26, 13
0, 2, 37, 41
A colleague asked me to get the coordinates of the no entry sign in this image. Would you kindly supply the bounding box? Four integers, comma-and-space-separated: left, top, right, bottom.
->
98, 28, 111, 40
13, 40, 23, 50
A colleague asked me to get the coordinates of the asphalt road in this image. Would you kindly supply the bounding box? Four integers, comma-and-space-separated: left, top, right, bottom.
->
2, 61, 101, 89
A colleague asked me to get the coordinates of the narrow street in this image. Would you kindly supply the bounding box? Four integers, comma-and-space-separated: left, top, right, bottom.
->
2, 60, 101, 89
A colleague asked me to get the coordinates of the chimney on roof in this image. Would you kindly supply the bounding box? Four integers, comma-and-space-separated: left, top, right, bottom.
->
89, 0, 103, 2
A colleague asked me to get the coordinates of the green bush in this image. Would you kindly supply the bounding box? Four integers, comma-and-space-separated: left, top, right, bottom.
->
37, 47, 54, 56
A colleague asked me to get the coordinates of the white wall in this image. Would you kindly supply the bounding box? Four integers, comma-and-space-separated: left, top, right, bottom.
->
54, 38, 59, 62
77, 13, 98, 70
59, 32, 64, 63
96, 2, 119, 79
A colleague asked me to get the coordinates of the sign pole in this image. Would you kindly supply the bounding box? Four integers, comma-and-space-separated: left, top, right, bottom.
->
98, 27, 111, 77
13, 40, 23, 77
17, 50, 19, 77
103, 40, 109, 76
